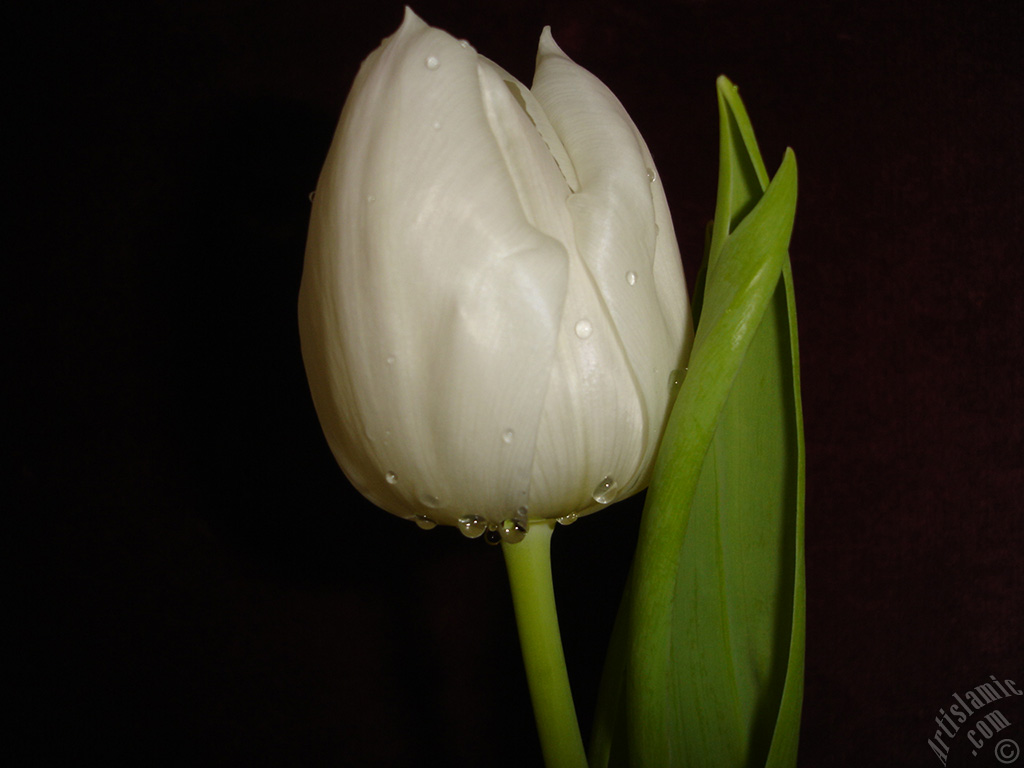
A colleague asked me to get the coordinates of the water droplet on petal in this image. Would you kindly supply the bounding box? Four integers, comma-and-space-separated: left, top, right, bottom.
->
366, 194, 376, 203
484, 526, 502, 545
420, 493, 441, 509
557, 512, 578, 526
425, 55, 440, 70
412, 515, 436, 530
500, 518, 528, 544
308, 190, 316, 202
668, 369, 683, 392
386, 355, 396, 365
646, 167, 656, 182
515, 506, 529, 522
385, 471, 397, 485
502, 429, 515, 444
574, 319, 593, 339
592, 476, 618, 505
458, 515, 487, 539
626, 271, 637, 286
432, 120, 441, 130
459, 39, 470, 49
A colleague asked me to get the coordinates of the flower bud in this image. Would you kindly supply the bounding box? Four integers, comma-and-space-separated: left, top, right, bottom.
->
299, 9, 692, 535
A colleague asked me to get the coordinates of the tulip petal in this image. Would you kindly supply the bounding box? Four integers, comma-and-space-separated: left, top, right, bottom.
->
529, 31, 692, 511
527, 253, 646, 518
299, 9, 571, 526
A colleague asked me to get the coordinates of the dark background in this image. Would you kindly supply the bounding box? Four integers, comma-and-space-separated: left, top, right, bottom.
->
14, 0, 1022, 765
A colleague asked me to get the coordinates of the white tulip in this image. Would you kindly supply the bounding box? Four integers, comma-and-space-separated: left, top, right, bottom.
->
298, 8, 692, 541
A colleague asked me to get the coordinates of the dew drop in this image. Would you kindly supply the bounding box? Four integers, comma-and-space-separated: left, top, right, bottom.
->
458, 515, 487, 539
557, 512, 578, 526
484, 526, 502, 545
668, 369, 684, 392
366, 194, 376, 203
626, 271, 637, 286
385, 471, 397, 485
308, 190, 317, 202
425, 55, 440, 70
502, 429, 515, 445
515, 506, 529, 522
412, 514, 436, 530
386, 355, 396, 365
592, 476, 618, 505
646, 167, 656, 183
419, 493, 441, 509
432, 120, 442, 130
459, 39, 470, 49
500, 518, 528, 544
574, 319, 593, 339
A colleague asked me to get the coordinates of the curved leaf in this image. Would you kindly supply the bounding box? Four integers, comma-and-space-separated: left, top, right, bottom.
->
589, 77, 804, 768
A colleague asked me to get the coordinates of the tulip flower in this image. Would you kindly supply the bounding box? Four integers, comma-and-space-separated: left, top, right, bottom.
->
298, 8, 692, 542
299, 11, 802, 768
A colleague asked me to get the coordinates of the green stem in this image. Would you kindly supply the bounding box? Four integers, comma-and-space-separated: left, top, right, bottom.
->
502, 521, 589, 768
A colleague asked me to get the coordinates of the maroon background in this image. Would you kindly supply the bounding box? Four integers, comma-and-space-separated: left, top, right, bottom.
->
14, 0, 1022, 766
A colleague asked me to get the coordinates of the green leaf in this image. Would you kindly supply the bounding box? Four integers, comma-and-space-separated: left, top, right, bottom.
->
689, 220, 714, 328
589, 77, 804, 768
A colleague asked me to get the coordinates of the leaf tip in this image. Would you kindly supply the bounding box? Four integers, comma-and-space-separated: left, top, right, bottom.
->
777, 148, 798, 187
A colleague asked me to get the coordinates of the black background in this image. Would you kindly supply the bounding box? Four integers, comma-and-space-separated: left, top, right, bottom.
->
14, 0, 1022, 766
